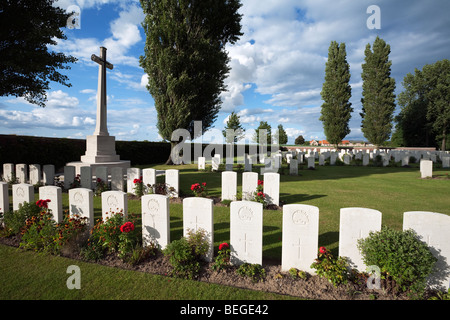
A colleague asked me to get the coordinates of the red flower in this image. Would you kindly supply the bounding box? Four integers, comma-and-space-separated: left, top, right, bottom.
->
319, 246, 327, 254
36, 199, 51, 209
202, 182, 207, 187
257, 179, 264, 185
219, 242, 229, 251
120, 222, 135, 233
257, 192, 265, 197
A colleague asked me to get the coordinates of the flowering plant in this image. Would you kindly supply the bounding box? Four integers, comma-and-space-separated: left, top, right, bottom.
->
252, 180, 268, 207
120, 221, 135, 233
95, 177, 109, 196
191, 182, 207, 197
310, 246, 349, 287
212, 242, 231, 271
36, 199, 51, 209
133, 176, 144, 197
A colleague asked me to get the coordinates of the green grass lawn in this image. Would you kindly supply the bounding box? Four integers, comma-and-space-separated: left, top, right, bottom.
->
1, 162, 449, 300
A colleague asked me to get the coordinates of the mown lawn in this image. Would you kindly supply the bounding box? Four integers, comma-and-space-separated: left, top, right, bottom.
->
1, 162, 449, 300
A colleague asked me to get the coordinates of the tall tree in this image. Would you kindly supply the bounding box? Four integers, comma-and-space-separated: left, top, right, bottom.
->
396, 59, 450, 150
421, 59, 450, 150
275, 124, 288, 145
253, 121, 272, 145
222, 111, 245, 143
319, 41, 353, 150
0, 0, 77, 107
294, 135, 305, 145
360, 36, 396, 146
140, 0, 243, 164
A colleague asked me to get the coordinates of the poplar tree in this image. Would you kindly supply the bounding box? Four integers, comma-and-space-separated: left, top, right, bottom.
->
360, 36, 396, 146
139, 0, 242, 164
319, 41, 352, 150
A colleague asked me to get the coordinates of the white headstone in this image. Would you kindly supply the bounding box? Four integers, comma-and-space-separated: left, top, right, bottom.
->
142, 194, 170, 250
263, 172, 280, 206
42, 164, 55, 185
111, 167, 124, 191
95, 166, 108, 186
307, 156, 315, 169
101, 190, 127, 221
127, 167, 142, 195
442, 156, 450, 168
64, 166, 75, 189
212, 154, 220, 171
221, 171, 237, 201
403, 211, 450, 290
198, 157, 206, 170
183, 197, 214, 261
242, 172, 258, 201
244, 154, 252, 172
142, 168, 156, 194
69, 188, 94, 227
281, 204, 319, 273
29, 164, 41, 185
16, 164, 27, 183
0, 182, 9, 214
362, 153, 370, 166
338, 207, 382, 271
80, 166, 92, 189
165, 169, 179, 197
39, 186, 63, 223
420, 159, 433, 178
230, 201, 263, 265
290, 159, 298, 175
12, 183, 34, 211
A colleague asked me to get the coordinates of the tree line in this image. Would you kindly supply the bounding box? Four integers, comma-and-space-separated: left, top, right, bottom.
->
320, 37, 449, 151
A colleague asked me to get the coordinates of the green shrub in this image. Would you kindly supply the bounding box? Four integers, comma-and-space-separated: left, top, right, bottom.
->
310, 246, 349, 287
357, 226, 437, 296
1, 202, 42, 236
236, 263, 266, 283
163, 228, 209, 279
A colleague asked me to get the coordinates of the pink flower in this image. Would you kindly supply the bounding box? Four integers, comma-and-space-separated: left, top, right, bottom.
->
319, 246, 327, 254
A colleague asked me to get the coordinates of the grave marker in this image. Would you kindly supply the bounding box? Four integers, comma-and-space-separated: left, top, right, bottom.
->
281, 204, 319, 273
183, 197, 214, 261
127, 168, 141, 194
420, 159, 433, 178
69, 188, 94, 227
142, 194, 170, 250
165, 169, 179, 197
263, 172, 279, 206
111, 167, 124, 191
338, 207, 382, 271
230, 201, 263, 265
12, 183, 34, 211
101, 190, 127, 221
0, 182, 9, 214
39, 186, 63, 223
242, 172, 258, 201
403, 211, 450, 290
221, 171, 237, 201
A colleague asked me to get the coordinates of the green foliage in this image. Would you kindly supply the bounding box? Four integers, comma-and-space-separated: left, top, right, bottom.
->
1, 202, 42, 236
310, 247, 349, 287
140, 0, 242, 163
81, 211, 140, 263
360, 36, 396, 146
357, 226, 437, 296
253, 121, 272, 145
236, 263, 266, 283
320, 41, 353, 149
275, 124, 288, 145
288, 268, 307, 280
163, 228, 210, 279
212, 242, 231, 271
294, 135, 305, 145
0, 0, 77, 107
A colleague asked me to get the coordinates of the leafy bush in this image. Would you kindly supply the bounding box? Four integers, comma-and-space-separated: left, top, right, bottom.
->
357, 226, 437, 296
163, 228, 209, 279
1, 202, 42, 236
81, 211, 140, 263
212, 242, 231, 271
310, 246, 349, 287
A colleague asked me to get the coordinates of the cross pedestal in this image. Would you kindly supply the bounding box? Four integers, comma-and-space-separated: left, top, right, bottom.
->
67, 47, 130, 176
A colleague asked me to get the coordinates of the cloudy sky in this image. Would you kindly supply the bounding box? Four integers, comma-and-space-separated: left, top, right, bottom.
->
1, 0, 449, 144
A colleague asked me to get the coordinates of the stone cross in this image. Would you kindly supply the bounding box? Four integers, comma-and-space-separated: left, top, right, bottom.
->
91, 47, 113, 136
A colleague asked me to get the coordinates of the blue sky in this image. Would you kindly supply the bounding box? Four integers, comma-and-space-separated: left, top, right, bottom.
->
1, 0, 449, 144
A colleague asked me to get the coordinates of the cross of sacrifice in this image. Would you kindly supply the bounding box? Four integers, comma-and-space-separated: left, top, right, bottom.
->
91, 47, 113, 136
